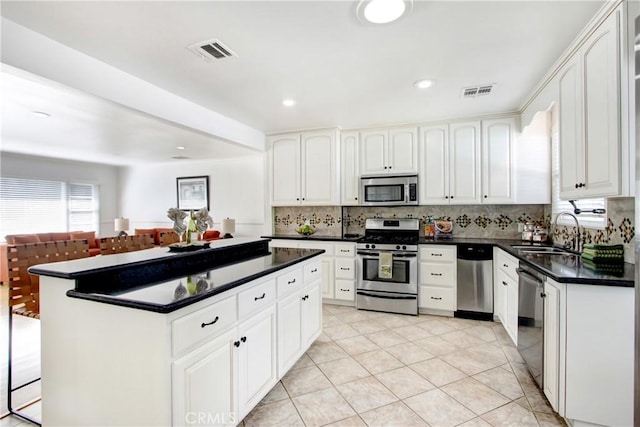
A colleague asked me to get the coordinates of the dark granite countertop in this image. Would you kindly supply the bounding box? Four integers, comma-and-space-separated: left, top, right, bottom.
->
261, 234, 361, 242
65, 247, 324, 313
264, 235, 634, 287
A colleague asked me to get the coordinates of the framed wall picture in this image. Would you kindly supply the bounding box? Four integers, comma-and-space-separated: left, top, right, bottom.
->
176, 176, 209, 211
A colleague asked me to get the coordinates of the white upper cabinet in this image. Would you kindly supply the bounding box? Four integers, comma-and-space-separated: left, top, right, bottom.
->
481, 118, 515, 204
419, 125, 449, 204
269, 130, 339, 206
449, 121, 481, 204
559, 11, 621, 199
360, 127, 418, 175
340, 131, 359, 205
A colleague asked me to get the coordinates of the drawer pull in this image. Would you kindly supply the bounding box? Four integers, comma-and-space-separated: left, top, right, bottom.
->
201, 316, 220, 328
431, 253, 443, 257
340, 267, 350, 271
340, 288, 350, 292
311, 268, 318, 273
430, 296, 443, 300
340, 249, 350, 253
502, 281, 508, 286
254, 293, 266, 301
288, 278, 296, 285
430, 273, 442, 276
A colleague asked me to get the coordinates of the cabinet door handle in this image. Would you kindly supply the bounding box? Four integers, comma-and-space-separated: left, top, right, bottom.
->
540, 292, 547, 298
311, 268, 318, 273
430, 273, 442, 276
241, 336, 247, 343
503, 263, 509, 268
384, 166, 388, 169
302, 295, 309, 301
201, 316, 220, 328
430, 296, 442, 300
444, 196, 449, 199
234, 340, 240, 348
450, 195, 454, 199
502, 281, 508, 286
355, 197, 358, 200
254, 293, 266, 301
388, 165, 392, 169
484, 195, 488, 198
288, 278, 296, 284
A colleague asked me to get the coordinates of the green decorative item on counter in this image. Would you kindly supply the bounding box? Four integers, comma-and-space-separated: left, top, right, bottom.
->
296, 223, 316, 236
186, 210, 197, 244
186, 275, 196, 295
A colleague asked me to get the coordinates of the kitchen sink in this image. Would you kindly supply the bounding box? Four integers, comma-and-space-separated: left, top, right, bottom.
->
510, 245, 576, 255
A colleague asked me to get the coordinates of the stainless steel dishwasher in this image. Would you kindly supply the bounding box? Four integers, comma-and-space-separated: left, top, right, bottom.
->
456, 243, 493, 320
516, 264, 545, 389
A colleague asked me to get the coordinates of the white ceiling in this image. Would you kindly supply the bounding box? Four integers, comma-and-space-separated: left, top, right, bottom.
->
0, 0, 604, 165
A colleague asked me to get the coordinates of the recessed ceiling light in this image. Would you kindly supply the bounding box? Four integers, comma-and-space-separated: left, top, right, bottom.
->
31, 111, 51, 118
282, 99, 296, 107
358, 0, 411, 24
414, 79, 434, 89
176, 146, 185, 150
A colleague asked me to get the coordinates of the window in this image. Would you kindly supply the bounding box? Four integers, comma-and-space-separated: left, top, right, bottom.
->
0, 177, 100, 241
550, 104, 606, 229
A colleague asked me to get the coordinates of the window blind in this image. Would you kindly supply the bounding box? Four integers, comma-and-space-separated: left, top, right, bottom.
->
0, 177, 99, 241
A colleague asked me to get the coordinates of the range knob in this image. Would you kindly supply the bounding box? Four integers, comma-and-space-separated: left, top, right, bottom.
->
402, 245, 407, 250
371, 244, 376, 249
365, 244, 370, 249
396, 245, 401, 250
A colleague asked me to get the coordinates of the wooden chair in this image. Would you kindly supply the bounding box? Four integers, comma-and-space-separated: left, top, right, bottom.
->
99, 234, 155, 255
7, 240, 90, 425
158, 230, 180, 246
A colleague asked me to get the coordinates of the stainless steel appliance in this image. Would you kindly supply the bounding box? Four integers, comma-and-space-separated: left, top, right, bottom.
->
516, 264, 545, 389
634, 12, 640, 424
456, 243, 493, 320
360, 174, 418, 206
356, 218, 419, 315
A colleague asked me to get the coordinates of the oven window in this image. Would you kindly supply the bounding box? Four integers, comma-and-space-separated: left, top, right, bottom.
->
365, 184, 404, 203
362, 258, 410, 283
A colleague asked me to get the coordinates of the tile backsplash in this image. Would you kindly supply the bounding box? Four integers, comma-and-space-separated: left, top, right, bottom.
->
273, 199, 635, 263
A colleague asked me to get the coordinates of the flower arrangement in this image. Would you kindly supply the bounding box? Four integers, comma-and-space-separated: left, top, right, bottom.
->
167, 207, 214, 242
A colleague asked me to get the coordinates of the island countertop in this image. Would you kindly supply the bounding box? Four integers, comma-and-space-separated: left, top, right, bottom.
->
29, 238, 324, 313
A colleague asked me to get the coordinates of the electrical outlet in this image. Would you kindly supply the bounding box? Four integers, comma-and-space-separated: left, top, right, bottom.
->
517, 223, 524, 232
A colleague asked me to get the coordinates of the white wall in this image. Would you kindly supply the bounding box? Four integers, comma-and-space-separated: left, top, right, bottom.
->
0, 152, 120, 235
119, 155, 266, 237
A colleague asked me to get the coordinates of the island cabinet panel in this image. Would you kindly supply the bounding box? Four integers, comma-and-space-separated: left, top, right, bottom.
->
38, 249, 323, 427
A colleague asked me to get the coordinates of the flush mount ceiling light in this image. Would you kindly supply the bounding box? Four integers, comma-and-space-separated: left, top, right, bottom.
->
31, 111, 51, 118
357, 0, 412, 24
282, 99, 296, 107
414, 79, 434, 89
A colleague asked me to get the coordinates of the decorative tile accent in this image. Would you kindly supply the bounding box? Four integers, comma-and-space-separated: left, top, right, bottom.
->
455, 215, 472, 228
474, 215, 492, 228
619, 217, 635, 244
495, 215, 513, 230
517, 213, 534, 224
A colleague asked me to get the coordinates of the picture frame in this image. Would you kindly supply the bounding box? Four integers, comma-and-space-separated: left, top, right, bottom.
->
176, 176, 209, 211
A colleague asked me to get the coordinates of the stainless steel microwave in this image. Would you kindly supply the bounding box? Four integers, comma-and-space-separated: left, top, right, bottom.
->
360, 174, 418, 206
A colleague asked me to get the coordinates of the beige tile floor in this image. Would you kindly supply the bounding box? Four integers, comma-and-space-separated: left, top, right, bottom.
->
241, 304, 566, 427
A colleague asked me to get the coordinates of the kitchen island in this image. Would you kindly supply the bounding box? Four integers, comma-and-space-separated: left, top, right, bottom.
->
29, 238, 324, 426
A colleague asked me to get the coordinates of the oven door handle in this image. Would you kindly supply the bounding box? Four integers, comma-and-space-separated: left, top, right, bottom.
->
357, 252, 417, 258
357, 291, 417, 300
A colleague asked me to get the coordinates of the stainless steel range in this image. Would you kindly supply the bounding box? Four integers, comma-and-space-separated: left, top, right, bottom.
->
356, 218, 419, 315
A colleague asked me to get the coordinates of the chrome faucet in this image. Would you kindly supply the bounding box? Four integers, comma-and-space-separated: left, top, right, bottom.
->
553, 212, 582, 253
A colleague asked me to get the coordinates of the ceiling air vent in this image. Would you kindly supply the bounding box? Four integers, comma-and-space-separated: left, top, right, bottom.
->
462, 84, 495, 98
188, 39, 237, 61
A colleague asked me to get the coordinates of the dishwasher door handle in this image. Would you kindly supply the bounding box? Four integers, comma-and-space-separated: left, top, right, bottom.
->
516, 267, 544, 286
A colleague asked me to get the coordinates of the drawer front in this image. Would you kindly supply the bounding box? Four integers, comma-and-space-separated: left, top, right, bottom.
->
496, 250, 519, 280
238, 279, 276, 318
334, 243, 356, 258
419, 263, 455, 287
335, 258, 355, 280
172, 295, 237, 356
419, 286, 455, 311
298, 241, 335, 257
304, 261, 322, 283
276, 268, 304, 296
334, 280, 355, 301
419, 246, 456, 263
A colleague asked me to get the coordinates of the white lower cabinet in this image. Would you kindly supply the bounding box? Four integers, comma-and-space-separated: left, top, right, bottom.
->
172, 329, 238, 426
172, 257, 322, 426
543, 277, 634, 426
418, 245, 456, 314
493, 248, 518, 345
